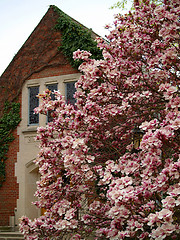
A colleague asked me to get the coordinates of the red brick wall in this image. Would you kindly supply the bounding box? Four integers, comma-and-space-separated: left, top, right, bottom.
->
0, 120, 20, 226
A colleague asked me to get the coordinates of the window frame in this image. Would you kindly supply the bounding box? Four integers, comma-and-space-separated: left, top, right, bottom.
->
46, 83, 58, 123
65, 81, 76, 105
28, 86, 39, 126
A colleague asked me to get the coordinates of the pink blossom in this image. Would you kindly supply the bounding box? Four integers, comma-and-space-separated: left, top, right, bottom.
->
147, 213, 160, 226
73, 49, 92, 60
65, 208, 76, 220
151, 223, 176, 240
158, 209, 173, 221
162, 196, 176, 209
55, 219, 71, 230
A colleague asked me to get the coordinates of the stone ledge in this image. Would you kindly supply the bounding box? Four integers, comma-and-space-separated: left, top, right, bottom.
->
0, 232, 24, 240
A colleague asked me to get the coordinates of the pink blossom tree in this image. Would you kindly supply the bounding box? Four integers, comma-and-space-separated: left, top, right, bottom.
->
20, 0, 180, 239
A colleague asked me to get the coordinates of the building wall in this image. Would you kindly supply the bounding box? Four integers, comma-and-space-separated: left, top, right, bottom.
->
0, 115, 20, 226
0, 72, 80, 226
0, 6, 79, 226
15, 73, 81, 226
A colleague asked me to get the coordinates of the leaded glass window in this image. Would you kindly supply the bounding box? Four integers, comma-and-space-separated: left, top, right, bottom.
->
46, 83, 58, 122
28, 86, 39, 125
65, 82, 76, 105
46, 84, 58, 99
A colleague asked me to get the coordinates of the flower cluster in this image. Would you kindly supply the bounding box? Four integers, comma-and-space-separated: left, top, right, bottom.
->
20, 0, 180, 239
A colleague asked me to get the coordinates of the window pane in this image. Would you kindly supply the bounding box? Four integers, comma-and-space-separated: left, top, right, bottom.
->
46, 84, 58, 101
65, 82, 76, 105
46, 84, 58, 122
29, 86, 39, 125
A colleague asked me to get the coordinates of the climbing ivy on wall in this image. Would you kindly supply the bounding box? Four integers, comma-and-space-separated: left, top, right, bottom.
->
0, 101, 21, 187
52, 5, 102, 68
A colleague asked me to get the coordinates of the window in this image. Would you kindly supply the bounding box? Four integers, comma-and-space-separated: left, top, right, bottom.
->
28, 86, 39, 125
46, 83, 58, 122
46, 84, 58, 98
65, 81, 76, 105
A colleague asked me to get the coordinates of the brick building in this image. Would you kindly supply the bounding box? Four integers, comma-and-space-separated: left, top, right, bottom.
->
0, 5, 100, 229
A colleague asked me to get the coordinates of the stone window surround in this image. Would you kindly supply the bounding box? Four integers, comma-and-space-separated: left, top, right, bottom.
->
21, 73, 81, 133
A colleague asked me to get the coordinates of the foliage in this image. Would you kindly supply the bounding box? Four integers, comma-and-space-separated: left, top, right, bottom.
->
52, 5, 102, 69
110, 0, 134, 11
0, 101, 21, 187
110, 0, 163, 10
20, 0, 179, 239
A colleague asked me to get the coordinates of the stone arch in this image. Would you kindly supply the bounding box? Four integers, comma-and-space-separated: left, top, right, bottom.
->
25, 159, 40, 220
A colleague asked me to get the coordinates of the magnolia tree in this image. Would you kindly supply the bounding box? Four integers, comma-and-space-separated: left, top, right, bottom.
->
20, 0, 180, 239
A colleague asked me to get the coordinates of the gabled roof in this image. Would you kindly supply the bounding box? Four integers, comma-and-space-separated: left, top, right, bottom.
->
0, 5, 101, 117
